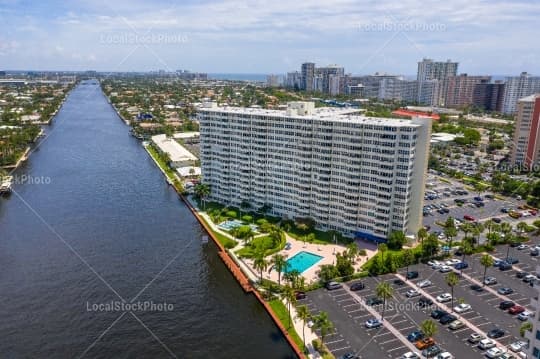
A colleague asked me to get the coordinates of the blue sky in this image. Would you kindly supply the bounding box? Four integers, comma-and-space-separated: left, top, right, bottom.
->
0, 0, 539, 75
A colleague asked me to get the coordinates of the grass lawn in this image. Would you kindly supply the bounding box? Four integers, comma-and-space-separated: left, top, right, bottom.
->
236, 235, 285, 258
196, 211, 237, 249
268, 299, 306, 354
286, 227, 351, 245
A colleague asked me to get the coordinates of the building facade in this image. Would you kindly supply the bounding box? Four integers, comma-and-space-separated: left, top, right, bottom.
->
301, 62, 315, 92
445, 74, 491, 108
198, 101, 431, 241
510, 94, 540, 170
502, 72, 540, 114
417, 58, 459, 106
472, 81, 505, 112
526, 266, 540, 358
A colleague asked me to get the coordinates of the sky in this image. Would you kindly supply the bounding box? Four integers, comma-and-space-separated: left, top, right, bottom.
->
0, 0, 539, 75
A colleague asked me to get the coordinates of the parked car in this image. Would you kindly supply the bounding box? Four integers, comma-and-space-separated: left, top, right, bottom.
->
436, 293, 452, 303
366, 297, 383, 306
487, 328, 505, 339
454, 303, 471, 313
524, 274, 537, 283
431, 309, 448, 319
325, 281, 342, 290
295, 291, 306, 300
464, 215, 475, 221
439, 265, 452, 273
499, 301, 515, 310
509, 305, 525, 315
394, 279, 405, 286
469, 284, 484, 292
406, 271, 419, 279
506, 257, 519, 264
510, 341, 528, 352
439, 314, 457, 325
449, 320, 464, 330
484, 276, 498, 285
517, 310, 533, 321
478, 338, 496, 350
422, 345, 442, 358
339, 353, 359, 359
492, 217, 502, 223
418, 280, 432, 288
407, 330, 424, 342
406, 289, 421, 298
415, 337, 435, 350
498, 287, 514, 295
454, 262, 468, 270
365, 318, 383, 328
418, 297, 433, 307
399, 352, 420, 359
486, 347, 504, 359
531, 249, 540, 257
349, 282, 365, 291
468, 333, 484, 344
517, 244, 529, 250
516, 271, 528, 279
499, 262, 512, 271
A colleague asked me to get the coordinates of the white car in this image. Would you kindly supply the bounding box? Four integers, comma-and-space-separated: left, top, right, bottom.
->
445, 259, 460, 265
510, 341, 528, 352
428, 260, 441, 268
399, 352, 420, 359
478, 338, 496, 350
486, 347, 504, 358
418, 280, 432, 288
517, 310, 533, 321
454, 303, 471, 313
406, 289, 421, 298
484, 276, 497, 285
449, 320, 464, 330
436, 293, 452, 303
435, 352, 454, 359
517, 244, 529, 250
439, 265, 452, 273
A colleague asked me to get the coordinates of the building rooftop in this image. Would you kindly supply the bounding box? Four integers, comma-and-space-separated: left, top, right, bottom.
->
519, 93, 540, 102
199, 102, 426, 127
151, 134, 197, 163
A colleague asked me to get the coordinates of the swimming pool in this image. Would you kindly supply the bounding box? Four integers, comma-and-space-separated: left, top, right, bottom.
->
284, 251, 323, 273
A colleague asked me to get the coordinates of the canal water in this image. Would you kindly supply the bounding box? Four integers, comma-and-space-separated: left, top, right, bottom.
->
0, 80, 296, 358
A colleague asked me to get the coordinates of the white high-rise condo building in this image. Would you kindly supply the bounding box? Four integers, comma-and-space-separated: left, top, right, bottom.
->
417, 58, 458, 106
198, 102, 431, 242
502, 72, 540, 114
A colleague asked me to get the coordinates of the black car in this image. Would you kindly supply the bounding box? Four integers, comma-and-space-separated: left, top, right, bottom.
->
499, 262, 512, 271
366, 297, 383, 306
406, 271, 419, 280
470, 284, 484, 292
295, 291, 307, 300
516, 271, 528, 279
349, 282, 365, 291
475, 202, 485, 207
431, 309, 448, 319
532, 249, 540, 257
393, 279, 405, 286
487, 328, 505, 339
439, 314, 457, 325
492, 217, 502, 223
506, 257, 519, 264
499, 301, 515, 310
339, 353, 359, 359
510, 242, 520, 248
418, 297, 434, 307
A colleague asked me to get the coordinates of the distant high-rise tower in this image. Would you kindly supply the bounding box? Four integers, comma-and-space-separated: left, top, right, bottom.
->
502, 72, 540, 114
301, 62, 315, 91
416, 58, 458, 106
510, 94, 540, 170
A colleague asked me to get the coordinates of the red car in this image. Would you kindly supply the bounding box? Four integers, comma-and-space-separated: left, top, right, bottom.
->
509, 305, 525, 315
464, 215, 475, 221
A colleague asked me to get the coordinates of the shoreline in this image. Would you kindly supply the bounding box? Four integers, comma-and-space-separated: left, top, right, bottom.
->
140, 143, 305, 359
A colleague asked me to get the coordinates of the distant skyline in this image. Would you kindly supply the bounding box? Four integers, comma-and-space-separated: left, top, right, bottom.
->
1, 0, 539, 75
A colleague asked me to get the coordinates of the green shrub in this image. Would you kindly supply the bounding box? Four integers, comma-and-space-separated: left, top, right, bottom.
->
225, 210, 237, 218
241, 215, 253, 223
256, 218, 268, 226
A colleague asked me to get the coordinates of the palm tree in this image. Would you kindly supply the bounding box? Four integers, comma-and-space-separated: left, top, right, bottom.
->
253, 251, 268, 283
500, 222, 513, 257
314, 311, 333, 345
194, 183, 211, 210
296, 305, 310, 351
417, 227, 428, 246
480, 254, 494, 286
520, 322, 533, 337
446, 272, 459, 311
376, 281, 394, 320
420, 319, 438, 338
460, 242, 473, 275
444, 225, 458, 253
346, 242, 359, 263
284, 269, 301, 289
402, 249, 415, 278
378, 243, 388, 263
271, 254, 287, 287
281, 285, 297, 328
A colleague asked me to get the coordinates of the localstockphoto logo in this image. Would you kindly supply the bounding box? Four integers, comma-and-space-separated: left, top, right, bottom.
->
86, 300, 174, 312
359, 22, 447, 33
99, 33, 189, 45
